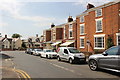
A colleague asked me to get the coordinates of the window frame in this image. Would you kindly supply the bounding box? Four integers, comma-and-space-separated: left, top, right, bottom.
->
80, 16, 84, 23
80, 37, 85, 48
95, 18, 103, 33
69, 24, 73, 39
96, 9, 102, 17
94, 34, 105, 49
64, 26, 66, 39
80, 24, 85, 35
69, 29, 73, 38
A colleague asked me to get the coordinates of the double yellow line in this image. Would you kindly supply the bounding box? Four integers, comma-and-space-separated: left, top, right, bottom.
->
13, 68, 32, 80
1, 67, 32, 80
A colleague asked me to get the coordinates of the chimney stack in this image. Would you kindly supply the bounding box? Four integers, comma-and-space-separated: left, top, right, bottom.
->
68, 16, 73, 22
87, 3, 95, 10
51, 23, 55, 28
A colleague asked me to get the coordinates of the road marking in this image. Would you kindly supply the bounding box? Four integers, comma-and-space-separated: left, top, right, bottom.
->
0, 67, 32, 80
39, 58, 83, 76
50, 63, 75, 73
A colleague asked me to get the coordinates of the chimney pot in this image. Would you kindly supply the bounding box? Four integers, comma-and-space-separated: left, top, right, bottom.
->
51, 23, 55, 28
68, 16, 73, 22
87, 3, 95, 10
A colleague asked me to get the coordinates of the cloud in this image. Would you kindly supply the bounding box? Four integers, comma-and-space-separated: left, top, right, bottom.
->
13, 14, 56, 22
74, 0, 114, 6
33, 22, 51, 27
0, 0, 56, 23
0, 22, 8, 27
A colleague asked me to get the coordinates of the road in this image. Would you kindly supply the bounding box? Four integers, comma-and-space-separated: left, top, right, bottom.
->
2, 51, 120, 79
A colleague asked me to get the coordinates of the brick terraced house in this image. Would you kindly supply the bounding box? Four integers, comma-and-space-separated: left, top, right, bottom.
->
60, 16, 77, 48
76, 0, 120, 54
43, 29, 52, 49
51, 24, 64, 50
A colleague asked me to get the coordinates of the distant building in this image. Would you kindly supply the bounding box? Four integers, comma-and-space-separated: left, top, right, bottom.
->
27, 34, 41, 48
12, 38, 22, 50
0, 35, 23, 50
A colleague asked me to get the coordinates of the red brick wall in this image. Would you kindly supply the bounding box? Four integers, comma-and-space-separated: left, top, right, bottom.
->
56, 28, 63, 40
46, 30, 51, 42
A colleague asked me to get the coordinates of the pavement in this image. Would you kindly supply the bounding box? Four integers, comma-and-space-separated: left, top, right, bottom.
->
0, 53, 19, 78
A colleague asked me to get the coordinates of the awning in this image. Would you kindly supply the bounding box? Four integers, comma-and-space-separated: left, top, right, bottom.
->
51, 41, 61, 46
60, 40, 74, 46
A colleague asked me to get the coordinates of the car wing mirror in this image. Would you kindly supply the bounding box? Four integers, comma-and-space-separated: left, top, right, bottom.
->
102, 52, 108, 56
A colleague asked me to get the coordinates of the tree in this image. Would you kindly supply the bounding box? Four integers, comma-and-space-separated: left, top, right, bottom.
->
12, 33, 22, 38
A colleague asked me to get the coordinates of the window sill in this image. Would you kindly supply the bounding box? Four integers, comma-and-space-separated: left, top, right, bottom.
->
94, 47, 105, 49
80, 47, 85, 49
69, 37, 74, 39
80, 34, 85, 35
96, 31, 103, 33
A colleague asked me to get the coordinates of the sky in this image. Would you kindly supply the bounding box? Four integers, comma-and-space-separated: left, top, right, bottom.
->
0, 0, 114, 39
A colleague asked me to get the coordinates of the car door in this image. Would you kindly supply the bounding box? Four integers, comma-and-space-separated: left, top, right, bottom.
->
43, 50, 46, 57
98, 46, 119, 70
62, 49, 69, 60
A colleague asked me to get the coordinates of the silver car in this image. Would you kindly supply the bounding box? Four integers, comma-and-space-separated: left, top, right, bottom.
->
88, 46, 120, 72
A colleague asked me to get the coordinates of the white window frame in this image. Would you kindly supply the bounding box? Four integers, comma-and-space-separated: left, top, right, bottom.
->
96, 9, 102, 17
80, 24, 85, 35
69, 24, 73, 39
116, 33, 120, 45
43, 31, 46, 42
94, 34, 105, 49
69, 24, 73, 29
80, 16, 84, 23
53, 33, 56, 40
69, 29, 73, 39
64, 26, 66, 39
95, 18, 103, 33
80, 36, 85, 48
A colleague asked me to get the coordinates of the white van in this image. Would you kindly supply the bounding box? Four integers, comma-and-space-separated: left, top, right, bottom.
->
57, 47, 86, 64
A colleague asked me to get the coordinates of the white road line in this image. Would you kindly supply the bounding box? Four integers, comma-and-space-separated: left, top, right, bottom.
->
49, 62, 82, 76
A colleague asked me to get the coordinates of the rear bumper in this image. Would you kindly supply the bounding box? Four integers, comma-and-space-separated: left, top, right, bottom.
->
49, 55, 57, 58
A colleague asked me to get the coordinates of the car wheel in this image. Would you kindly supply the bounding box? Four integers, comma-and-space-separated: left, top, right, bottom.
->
89, 60, 98, 71
40, 54, 42, 58
57, 56, 61, 61
46, 55, 49, 59
69, 58, 73, 64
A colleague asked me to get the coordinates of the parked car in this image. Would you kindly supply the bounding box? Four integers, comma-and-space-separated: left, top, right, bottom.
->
33, 49, 42, 56
25, 48, 33, 55
40, 49, 57, 59
88, 46, 120, 72
57, 47, 86, 64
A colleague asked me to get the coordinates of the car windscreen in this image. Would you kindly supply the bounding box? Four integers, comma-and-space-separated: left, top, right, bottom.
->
36, 49, 42, 51
68, 48, 80, 53
46, 50, 53, 52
